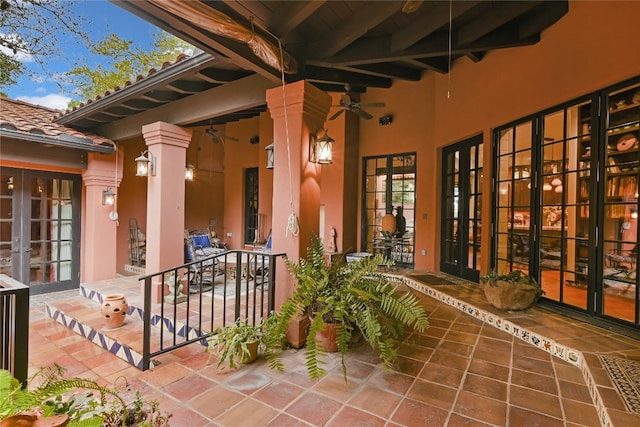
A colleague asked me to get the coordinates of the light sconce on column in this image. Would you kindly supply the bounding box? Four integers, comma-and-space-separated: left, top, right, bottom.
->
309, 129, 335, 164
135, 150, 156, 176
7, 177, 13, 191
265, 143, 274, 169
102, 188, 116, 206
185, 164, 195, 181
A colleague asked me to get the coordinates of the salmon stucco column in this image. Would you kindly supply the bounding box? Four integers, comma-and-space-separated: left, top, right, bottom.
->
142, 122, 192, 303
82, 148, 123, 282
266, 81, 332, 311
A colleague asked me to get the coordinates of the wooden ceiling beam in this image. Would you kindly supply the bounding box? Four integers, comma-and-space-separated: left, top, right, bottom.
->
319, 27, 539, 66
313, 1, 404, 58
518, 1, 568, 39
457, 1, 541, 45
348, 63, 422, 81
391, 1, 479, 51
113, 0, 283, 84
304, 65, 392, 88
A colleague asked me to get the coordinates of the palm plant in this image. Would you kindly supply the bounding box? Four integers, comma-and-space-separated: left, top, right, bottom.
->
265, 233, 429, 380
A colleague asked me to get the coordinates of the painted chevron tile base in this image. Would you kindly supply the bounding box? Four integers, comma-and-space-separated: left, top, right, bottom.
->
45, 285, 209, 370
45, 302, 153, 370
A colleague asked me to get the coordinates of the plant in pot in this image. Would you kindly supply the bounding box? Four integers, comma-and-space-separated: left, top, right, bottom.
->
479, 270, 544, 311
264, 233, 429, 380
206, 318, 264, 370
0, 364, 171, 426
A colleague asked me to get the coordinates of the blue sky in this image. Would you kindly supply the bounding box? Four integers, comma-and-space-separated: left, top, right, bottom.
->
5, 0, 160, 110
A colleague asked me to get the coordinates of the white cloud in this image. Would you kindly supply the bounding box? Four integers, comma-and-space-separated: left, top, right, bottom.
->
35, 87, 46, 93
17, 94, 72, 110
31, 75, 46, 84
0, 33, 34, 63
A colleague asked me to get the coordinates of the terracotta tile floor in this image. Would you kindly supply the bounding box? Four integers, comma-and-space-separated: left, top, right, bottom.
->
26, 272, 640, 427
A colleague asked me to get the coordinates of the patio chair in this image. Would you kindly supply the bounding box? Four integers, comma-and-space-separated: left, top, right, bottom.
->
248, 234, 271, 286
184, 230, 226, 293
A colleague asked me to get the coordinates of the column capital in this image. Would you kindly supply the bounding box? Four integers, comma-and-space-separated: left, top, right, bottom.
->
82, 151, 123, 188
267, 80, 332, 131
142, 121, 192, 149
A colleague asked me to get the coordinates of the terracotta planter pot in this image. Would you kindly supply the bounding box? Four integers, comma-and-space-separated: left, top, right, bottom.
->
101, 294, 129, 329
316, 322, 340, 352
480, 280, 541, 311
242, 340, 260, 364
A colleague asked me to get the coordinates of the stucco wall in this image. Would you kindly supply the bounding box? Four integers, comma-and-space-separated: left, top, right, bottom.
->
357, 0, 640, 272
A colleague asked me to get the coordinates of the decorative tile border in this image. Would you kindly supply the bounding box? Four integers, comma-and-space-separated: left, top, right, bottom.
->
397, 275, 614, 427
599, 355, 640, 415
46, 285, 210, 369
45, 303, 153, 370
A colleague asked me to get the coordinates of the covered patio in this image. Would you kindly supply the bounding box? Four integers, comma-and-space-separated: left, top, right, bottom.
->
28, 273, 640, 426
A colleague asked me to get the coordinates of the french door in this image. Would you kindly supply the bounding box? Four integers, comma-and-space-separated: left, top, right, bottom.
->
362, 153, 416, 267
440, 135, 483, 282
493, 77, 640, 329
0, 169, 81, 294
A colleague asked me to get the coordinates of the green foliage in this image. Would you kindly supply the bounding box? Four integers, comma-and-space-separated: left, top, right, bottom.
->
206, 318, 264, 370
67, 32, 193, 100
0, 365, 171, 426
264, 233, 429, 381
0, 0, 90, 87
480, 269, 540, 288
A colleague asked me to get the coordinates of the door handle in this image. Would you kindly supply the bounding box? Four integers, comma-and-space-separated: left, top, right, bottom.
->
24, 248, 32, 252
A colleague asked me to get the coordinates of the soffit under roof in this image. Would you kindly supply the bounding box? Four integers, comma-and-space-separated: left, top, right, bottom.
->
58, 0, 568, 135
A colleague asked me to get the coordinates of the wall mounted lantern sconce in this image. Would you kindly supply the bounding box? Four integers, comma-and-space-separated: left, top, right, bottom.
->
310, 129, 334, 164
185, 164, 195, 181
7, 177, 13, 191
135, 150, 156, 176
265, 143, 274, 169
102, 188, 116, 206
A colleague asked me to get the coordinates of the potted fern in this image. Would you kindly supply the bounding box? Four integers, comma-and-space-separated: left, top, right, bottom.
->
479, 270, 544, 311
0, 364, 171, 426
264, 234, 429, 380
206, 318, 264, 370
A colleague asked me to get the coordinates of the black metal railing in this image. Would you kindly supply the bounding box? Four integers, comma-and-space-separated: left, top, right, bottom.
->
140, 250, 283, 370
0, 274, 29, 386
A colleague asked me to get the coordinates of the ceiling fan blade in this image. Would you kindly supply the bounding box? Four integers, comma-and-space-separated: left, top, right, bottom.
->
361, 102, 386, 108
354, 109, 373, 120
225, 135, 239, 142
329, 109, 345, 120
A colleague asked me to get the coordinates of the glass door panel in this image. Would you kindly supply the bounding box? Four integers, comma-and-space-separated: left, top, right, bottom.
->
0, 169, 79, 294
601, 83, 640, 323
494, 122, 533, 275
362, 153, 416, 267
441, 135, 482, 281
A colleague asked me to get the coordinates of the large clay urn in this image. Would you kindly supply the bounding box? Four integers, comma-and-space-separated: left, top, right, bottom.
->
101, 294, 129, 329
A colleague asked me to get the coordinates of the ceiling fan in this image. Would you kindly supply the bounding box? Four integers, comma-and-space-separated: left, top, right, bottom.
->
205, 125, 238, 143
329, 93, 386, 121
402, 0, 423, 14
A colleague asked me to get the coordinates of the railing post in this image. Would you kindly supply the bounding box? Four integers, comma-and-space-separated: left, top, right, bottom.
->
142, 276, 153, 370
234, 253, 242, 321
0, 275, 29, 387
